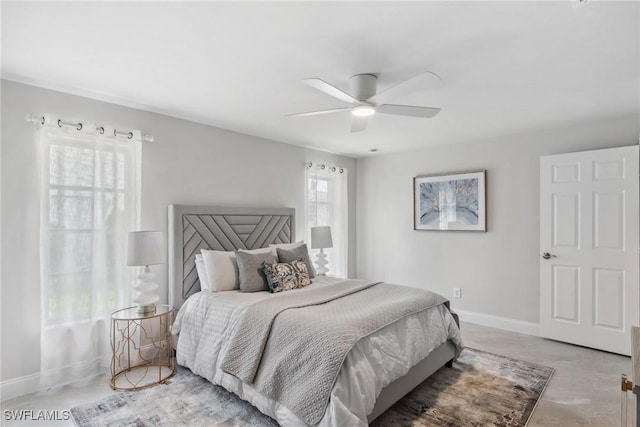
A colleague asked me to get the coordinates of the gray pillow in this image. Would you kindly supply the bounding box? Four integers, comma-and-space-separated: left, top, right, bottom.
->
235, 251, 277, 292
276, 244, 316, 279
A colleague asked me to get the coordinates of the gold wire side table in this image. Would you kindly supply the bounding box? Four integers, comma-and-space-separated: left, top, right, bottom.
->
110, 304, 175, 391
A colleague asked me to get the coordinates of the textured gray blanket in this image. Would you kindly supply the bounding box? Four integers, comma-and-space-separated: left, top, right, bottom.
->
221, 280, 451, 425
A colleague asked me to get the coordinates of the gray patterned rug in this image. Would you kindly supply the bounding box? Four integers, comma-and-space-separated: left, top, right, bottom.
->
71, 348, 553, 427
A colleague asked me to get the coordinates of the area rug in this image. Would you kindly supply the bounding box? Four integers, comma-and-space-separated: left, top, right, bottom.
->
371, 348, 554, 427
71, 348, 553, 427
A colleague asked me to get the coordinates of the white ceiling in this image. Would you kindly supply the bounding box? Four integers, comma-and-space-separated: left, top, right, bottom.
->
2, 1, 638, 157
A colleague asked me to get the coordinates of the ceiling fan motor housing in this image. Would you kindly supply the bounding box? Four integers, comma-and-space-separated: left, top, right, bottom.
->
349, 74, 377, 101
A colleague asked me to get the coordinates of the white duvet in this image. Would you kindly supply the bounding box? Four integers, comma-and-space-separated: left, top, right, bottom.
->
173, 276, 462, 426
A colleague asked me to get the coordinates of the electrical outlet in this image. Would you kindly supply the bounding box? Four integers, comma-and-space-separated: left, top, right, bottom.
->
453, 288, 462, 299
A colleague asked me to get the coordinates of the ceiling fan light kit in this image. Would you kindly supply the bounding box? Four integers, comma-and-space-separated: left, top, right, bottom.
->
288, 71, 442, 133
352, 105, 375, 117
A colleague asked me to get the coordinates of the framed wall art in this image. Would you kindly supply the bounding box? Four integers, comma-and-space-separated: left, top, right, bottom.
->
414, 170, 486, 231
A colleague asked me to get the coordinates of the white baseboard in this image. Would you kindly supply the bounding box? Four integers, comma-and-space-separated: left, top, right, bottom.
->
1, 372, 42, 402
455, 309, 540, 337
1, 355, 111, 402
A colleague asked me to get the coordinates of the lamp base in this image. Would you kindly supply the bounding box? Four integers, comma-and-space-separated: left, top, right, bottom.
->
132, 266, 160, 316
136, 304, 156, 316
315, 248, 329, 276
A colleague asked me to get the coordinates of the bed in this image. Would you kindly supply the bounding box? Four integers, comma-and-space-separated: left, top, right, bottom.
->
168, 205, 462, 426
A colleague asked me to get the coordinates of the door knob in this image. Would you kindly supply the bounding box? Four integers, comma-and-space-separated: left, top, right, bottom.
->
542, 252, 557, 260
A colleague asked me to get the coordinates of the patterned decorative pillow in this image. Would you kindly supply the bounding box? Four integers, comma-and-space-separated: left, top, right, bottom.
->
261, 259, 311, 293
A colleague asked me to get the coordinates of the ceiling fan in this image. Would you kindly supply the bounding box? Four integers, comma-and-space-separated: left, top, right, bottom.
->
286, 71, 442, 132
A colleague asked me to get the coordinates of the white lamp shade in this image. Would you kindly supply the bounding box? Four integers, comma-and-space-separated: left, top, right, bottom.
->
311, 226, 333, 249
127, 231, 166, 266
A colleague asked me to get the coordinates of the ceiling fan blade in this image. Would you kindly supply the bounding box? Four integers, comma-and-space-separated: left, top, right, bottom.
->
367, 71, 442, 104
351, 116, 368, 133
286, 107, 353, 117
376, 104, 441, 118
303, 78, 359, 105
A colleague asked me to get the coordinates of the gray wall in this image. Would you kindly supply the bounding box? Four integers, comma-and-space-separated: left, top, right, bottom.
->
0, 80, 357, 383
356, 115, 639, 324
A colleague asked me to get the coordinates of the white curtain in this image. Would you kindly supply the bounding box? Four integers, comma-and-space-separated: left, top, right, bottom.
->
305, 163, 348, 278
38, 114, 141, 386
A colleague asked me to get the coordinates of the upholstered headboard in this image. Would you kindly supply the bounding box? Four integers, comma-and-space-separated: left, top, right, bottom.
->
168, 205, 295, 309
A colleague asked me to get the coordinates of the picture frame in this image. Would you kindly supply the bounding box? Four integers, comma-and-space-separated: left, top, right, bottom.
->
414, 170, 486, 231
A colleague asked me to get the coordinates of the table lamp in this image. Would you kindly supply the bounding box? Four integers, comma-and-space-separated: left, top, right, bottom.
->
311, 226, 333, 276
127, 231, 166, 315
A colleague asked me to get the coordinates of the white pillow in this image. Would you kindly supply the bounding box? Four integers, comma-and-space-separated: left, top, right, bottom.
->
201, 249, 239, 291
194, 254, 210, 291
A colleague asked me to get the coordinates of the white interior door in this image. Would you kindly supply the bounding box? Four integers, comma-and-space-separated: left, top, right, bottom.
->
540, 145, 639, 356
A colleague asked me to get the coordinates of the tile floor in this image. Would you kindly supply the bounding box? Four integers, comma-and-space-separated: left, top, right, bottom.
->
1, 322, 635, 426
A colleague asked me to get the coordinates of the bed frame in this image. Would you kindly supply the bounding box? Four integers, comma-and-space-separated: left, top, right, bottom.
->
167, 204, 456, 423
168, 204, 296, 307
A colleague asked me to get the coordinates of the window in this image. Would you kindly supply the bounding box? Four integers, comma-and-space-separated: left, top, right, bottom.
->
305, 163, 348, 278
38, 117, 141, 384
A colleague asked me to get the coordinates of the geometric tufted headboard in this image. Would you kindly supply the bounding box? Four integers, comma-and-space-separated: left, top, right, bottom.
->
168, 205, 295, 309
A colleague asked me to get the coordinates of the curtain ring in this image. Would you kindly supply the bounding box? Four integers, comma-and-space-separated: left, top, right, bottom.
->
307, 162, 313, 168
58, 119, 82, 131
98, 126, 105, 135
320, 164, 326, 170
128, 132, 133, 139
330, 167, 336, 172
339, 168, 344, 173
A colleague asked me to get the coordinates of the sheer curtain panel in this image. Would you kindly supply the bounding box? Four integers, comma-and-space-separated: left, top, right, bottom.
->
38, 114, 141, 386
305, 163, 348, 278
